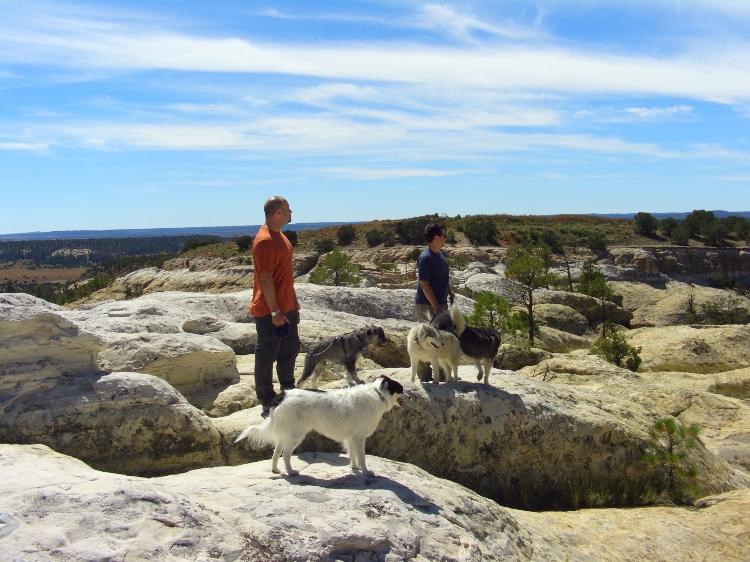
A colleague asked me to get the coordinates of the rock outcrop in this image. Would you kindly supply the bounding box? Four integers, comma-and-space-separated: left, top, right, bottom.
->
3, 444, 749, 562
627, 324, 750, 373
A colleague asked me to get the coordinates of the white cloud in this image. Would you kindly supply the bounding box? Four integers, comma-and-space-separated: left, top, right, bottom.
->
0, 141, 48, 151
321, 167, 459, 180
3, 10, 750, 102
624, 105, 694, 119
289, 83, 379, 105
413, 4, 542, 42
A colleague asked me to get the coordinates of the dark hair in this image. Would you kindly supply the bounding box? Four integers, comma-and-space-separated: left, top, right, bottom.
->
264, 196, 288, 218
424, 223, 445, 243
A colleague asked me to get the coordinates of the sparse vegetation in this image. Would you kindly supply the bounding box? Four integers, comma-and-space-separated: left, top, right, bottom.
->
577, 260, 615, 336
235, 235, 253, 252
309, 249, 361, 287
336, 224, 356, 246
642, 417, 700, 504
505, 244, 558, 345
314, 238, 335, 254
708, 379, 750, 400
634, 212, 658, 237
591, 326, 642, 371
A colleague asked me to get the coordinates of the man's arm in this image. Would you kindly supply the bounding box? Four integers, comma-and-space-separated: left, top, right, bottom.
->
259, 271, 287, 326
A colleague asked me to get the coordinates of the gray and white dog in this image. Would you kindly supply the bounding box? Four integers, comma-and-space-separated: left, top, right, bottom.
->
299, 326, 387, 387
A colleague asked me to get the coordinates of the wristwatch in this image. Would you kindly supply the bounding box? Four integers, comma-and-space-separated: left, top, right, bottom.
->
271, 310, 282, 318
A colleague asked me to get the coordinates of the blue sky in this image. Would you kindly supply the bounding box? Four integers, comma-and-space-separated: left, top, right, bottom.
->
1, 0, 750, 233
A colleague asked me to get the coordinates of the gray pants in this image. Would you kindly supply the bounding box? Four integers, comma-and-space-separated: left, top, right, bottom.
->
254, 310, 300, 408
415, 303, 447, 322
414, 303, 447, 382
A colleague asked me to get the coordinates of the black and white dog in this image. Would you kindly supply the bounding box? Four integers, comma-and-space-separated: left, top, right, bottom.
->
432, 306, 500, 384
234, 375, 404, 476
299, 326, 387, 387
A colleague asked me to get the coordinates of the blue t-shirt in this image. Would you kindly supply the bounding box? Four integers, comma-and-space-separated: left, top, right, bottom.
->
415, 248, 450, 305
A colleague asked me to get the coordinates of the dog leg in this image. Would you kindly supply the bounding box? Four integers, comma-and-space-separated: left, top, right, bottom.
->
344, 358, 363, 386
483, 358, 492, 384
410, 358, 419, 383
271, 444, 282, 474
355, 439, 372, 476
430, 353, 440, 384
280, 434, 305, 475
344, 439, 359, 471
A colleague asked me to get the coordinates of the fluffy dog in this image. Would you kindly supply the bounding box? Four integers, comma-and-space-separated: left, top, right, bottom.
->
299, 326, 387, 387
234, 375, 403, 476
406, 323, 461, 384
432, 306, 500, 384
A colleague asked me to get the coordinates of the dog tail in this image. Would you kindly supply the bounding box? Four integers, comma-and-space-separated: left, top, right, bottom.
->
298, 353, 315, 383
450, 305, 466, 336
234, 417, 275, 447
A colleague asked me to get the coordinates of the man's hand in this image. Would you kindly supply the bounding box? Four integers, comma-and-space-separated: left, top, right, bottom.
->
272, 312, 288, 327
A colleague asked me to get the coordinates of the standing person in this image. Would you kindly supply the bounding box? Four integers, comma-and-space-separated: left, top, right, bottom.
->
414, 222, 454, 381
415, 222, 454, 322
250, 196, 300, 417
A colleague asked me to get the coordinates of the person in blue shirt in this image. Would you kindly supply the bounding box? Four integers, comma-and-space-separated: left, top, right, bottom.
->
415, 222, 455, 321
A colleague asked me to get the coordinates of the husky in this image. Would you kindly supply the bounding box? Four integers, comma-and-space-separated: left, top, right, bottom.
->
432, 306, 500, 384
298, 326, 387, 387
406, 323, 461, 384
234, 375, 403, 476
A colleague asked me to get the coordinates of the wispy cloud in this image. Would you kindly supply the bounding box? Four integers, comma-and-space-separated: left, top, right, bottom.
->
321, 167, 460, 180
0, 141, 49, 151
624, 105, 694, 120
3, 7, 750, 102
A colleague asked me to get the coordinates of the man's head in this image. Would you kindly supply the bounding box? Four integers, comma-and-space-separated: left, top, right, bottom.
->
264, 196, 292, 230
424, 223, 445, 244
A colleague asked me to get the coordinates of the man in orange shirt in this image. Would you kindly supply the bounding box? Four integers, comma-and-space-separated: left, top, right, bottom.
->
250, 196, 300, 417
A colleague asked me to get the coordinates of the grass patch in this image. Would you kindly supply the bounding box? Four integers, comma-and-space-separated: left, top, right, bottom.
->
645, 361, 738, 374
709, 379, 750, 400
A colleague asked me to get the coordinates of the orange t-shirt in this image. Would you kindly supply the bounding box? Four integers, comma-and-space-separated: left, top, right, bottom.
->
249, 225, 299, 317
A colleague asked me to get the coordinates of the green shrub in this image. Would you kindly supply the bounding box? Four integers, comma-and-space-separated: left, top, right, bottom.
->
182, 237, 221, 252
366, 229, 384, 247
642, 418, 700, 505
394, 217, 433, 245
283, 230, 298, 246
633, 212, 658, 237
670, 225, 690, 245
336, 224, 356, 246
659, 217, 678, 237
591, 327, 641, 371
309, 249, 361, 286
314, 238, 335, 254
235, 235, 253, 252
462, 217, 497, 246
447, 253, 469, 270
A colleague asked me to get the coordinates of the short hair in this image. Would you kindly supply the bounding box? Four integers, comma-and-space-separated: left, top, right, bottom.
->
264, 196, 288, 218
424, 223, 445, 243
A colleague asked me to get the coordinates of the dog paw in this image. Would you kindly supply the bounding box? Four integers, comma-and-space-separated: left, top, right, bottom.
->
272, 467, 281, 474
286, 469, 299, 476
362, 470, 374, 477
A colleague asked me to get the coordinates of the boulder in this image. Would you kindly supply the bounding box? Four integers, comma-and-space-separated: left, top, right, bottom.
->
536, 289, 633, 327
627, 325, 750, 373
4, 443, 748, 562
0, 444, 534, 562
517, 353, 750, 476
228, 369, 745, 510
0, 294, 103, 400
611, 281, 750, 327
0, 373, 223, 475
534, 303, 591, 335
495, 344, 552, 370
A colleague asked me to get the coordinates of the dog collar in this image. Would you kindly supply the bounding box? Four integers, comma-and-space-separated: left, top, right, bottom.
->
373, 388, 387, 402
